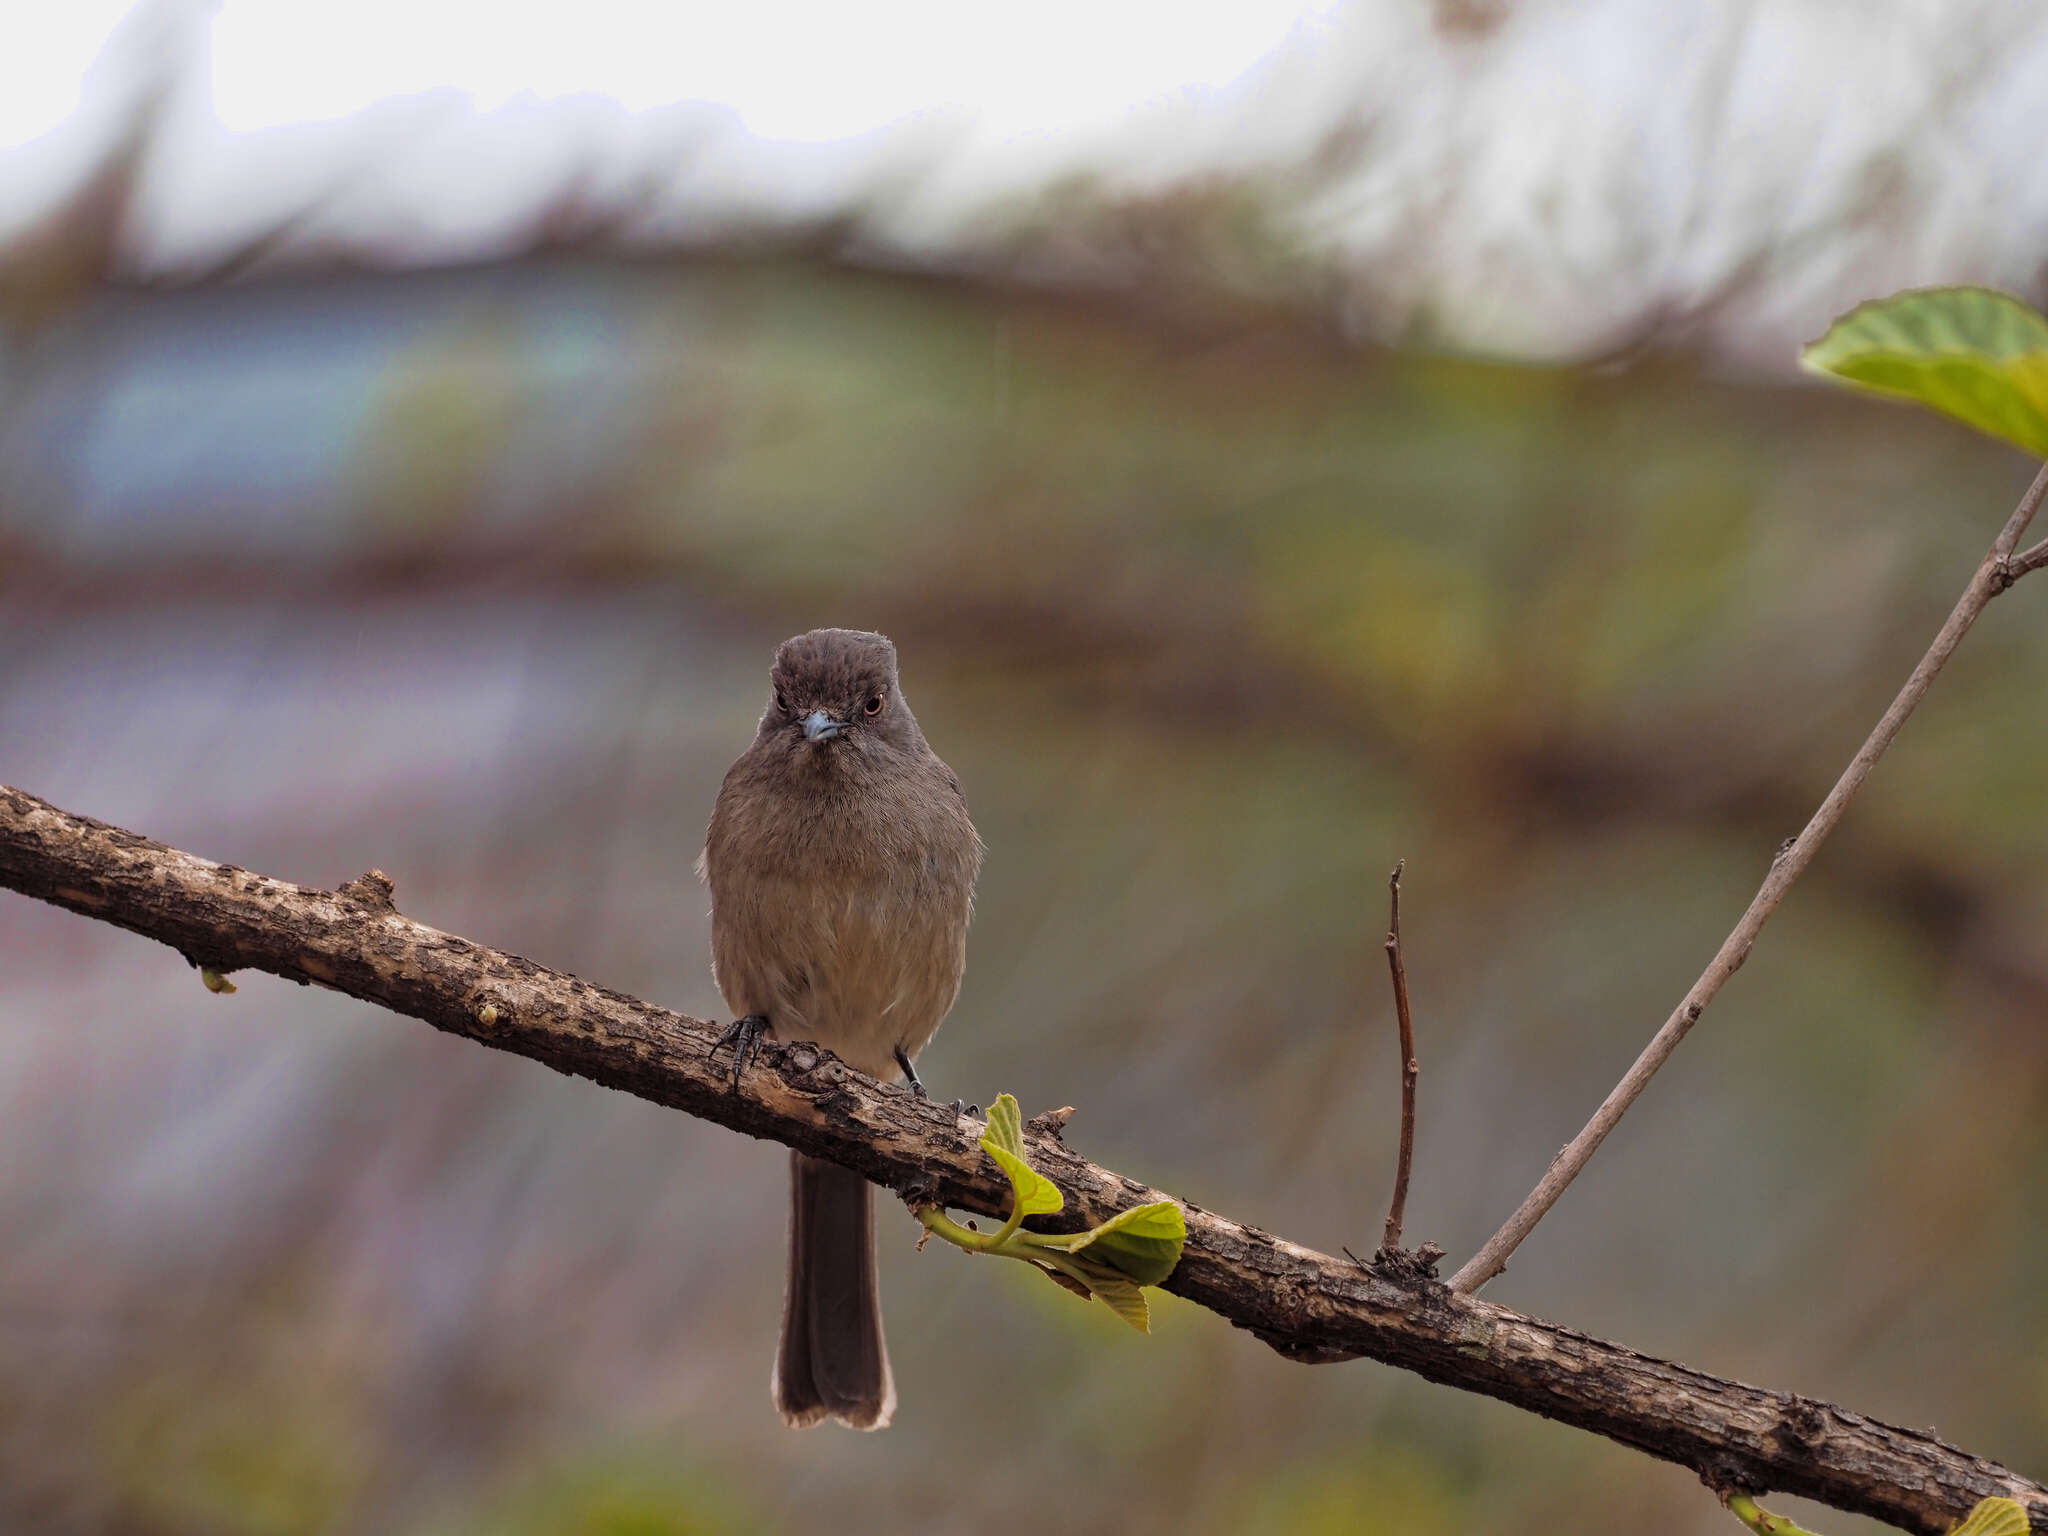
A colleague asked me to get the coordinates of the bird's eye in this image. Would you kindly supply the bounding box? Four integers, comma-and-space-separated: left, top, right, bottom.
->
863, 694, 884, 717
775, 690, 790, 713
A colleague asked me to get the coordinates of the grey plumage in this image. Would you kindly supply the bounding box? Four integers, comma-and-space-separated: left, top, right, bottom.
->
699, 628, 981, 1430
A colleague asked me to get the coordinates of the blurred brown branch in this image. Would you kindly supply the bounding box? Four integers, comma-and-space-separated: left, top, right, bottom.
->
1451, 461, 2048, 1296
1, 783, 2042, 1534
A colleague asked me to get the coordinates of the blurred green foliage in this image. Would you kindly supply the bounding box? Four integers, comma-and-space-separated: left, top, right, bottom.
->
5, 256, 2048, 1536
1225, 1442, 1471, 1534
439, 1455, 769, 1536
106, 1370, 366, 1535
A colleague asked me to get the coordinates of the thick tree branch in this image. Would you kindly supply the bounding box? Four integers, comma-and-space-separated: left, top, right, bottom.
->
1452, 461, 2048, 1295
1, 783, 2043, 1534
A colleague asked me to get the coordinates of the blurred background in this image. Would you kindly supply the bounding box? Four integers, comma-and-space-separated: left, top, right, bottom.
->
5, 2, 2048, 1532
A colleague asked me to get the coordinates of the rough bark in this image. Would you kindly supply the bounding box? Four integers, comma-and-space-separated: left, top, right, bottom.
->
1, 781, 2040, 1534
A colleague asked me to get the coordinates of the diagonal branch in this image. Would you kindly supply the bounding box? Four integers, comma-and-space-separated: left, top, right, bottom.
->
1, 782, 2043, 1535
1450, 461, 2048, 1296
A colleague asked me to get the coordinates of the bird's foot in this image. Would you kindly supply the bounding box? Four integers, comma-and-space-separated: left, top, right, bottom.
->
894, 1047, 975, 1116
711, 1013, 771, 1092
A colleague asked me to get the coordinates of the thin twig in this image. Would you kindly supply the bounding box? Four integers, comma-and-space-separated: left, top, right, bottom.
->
1449, 460, 2048, 1295
2004, 533, 2048, 584
1379, 859, 1418, 1256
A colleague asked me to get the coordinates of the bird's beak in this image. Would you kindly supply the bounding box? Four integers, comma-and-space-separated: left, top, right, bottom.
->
803, 710, 847, 742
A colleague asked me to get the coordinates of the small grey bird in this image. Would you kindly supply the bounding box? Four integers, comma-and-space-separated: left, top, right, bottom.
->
699, 628, 981, 1430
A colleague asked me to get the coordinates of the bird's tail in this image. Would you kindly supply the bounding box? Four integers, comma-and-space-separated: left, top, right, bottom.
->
774, 1151, 894, 1430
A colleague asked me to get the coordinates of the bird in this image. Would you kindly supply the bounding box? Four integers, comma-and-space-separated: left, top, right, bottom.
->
698, 627, 982, 1430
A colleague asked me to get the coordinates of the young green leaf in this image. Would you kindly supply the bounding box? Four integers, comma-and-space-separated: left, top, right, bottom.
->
921, 1092, 1180, 1330
978, 1094, 1063, 1217
984, 1144, 1065, 1217
1950, 1497, 2030, 1536
1059, 1200, 1186, 1286
1723, 1493, 1826, 1535
1075, 1266, 1152, 1332
981, 1092, 1028, 1159
1801, 286, 2048, 457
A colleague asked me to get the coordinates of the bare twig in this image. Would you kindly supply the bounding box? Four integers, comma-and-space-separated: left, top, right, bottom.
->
1379, 859, 1419, 1256
1450, 460, 2048, 1295
2, 783, 2044, 1533
2004, 534, 2048, 585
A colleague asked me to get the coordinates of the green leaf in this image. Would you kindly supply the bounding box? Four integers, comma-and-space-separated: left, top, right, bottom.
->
981, 1092, 1027, 1159
1723, 1494, 1827, 1536
984, 1144, 1064, 1217
979, 1094, 1063, 1217
1801, 286, 2048, 457
1059, 1200, 1186, 1286
928, 1093, 1176, 1330
1951, 1497, 2030, 1536
1075, 1265, 1152, 1332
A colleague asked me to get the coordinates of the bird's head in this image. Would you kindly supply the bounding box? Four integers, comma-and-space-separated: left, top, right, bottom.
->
759, 628, 923, 763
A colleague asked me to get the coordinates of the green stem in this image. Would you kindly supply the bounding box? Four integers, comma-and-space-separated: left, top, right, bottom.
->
984, 1191, 1028, 1252
917, 1206, 999, 1252
915, 1206, 1096, 1283
1010, 1228, 1075, 1248
1018, 1244, 1097, 1286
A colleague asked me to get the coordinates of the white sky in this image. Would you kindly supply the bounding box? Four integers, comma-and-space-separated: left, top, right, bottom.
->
2, 1, 2045, 368
2, 1, 1337, 148
0, 0, 142, 149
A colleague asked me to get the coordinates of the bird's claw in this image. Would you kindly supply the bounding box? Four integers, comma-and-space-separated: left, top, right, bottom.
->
710, 1013, 770, 1092
894, 1045, 928, 1098
891, 1048, 974, 1116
